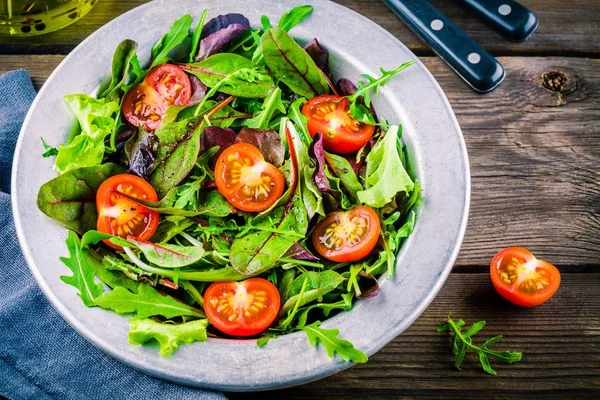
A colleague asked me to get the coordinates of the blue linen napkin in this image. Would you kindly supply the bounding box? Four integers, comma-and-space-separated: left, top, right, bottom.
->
0, 70, 226, 400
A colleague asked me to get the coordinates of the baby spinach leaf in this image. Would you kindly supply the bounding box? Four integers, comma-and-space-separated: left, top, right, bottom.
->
151, 14, 193, 68
95, 284, 205, 319
55, 95, 120, 174
128, 317, 208, 356
149, 116, 205, 197
279, 270, 345, 318
59, 231, 104, 307
276, 5, 313, 32
123, 189, 236, 218
180, 53, 274, 98
357, 125, 414, 208
37, 163, 123, 234
301, 321, 368, 363
99, 39, 139, 102
189, 10, 208, 63
324, 152, 363, 203
126, 238, 205, 268
262, 27, 329, 98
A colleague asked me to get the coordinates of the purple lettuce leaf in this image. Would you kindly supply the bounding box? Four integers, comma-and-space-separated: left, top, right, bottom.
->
357, 271, 379, 298
187, 75, 208, 106
195, 13, 250, 61
303, 38, 329, 71
284, 242, 320, 262
201, 126, 237, 163
235, 127, 285, 167
124, 130, 158, 180
308, 132, 330, 191
336, 78, 358, 96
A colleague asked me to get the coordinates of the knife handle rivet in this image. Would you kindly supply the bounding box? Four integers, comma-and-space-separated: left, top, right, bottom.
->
468, 52, 481, 64
498, 4, 512, 16
430, 19, 444, 31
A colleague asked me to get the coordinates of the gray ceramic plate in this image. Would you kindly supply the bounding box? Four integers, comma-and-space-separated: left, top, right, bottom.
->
12, 0, 469, 391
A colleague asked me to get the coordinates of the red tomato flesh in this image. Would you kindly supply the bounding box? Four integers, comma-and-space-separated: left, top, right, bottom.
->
122, 64, 191, 131
490, 247, 561, 307
203, 278, 280, 337
302, 94, 375, 154
312, 205, 381, 262
96, 174, 159, 249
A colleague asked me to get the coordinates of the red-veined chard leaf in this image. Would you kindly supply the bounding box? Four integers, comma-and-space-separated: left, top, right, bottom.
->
235, 127, 285, 167
37, 163, 124, 235
125, 237, 205, 268
261, 27, 329, 98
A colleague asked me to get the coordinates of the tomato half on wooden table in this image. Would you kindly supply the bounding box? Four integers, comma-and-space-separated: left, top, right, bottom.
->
490, 247, 561, 307
302, 94, 375, 154
122, 64, 192, 131
214, 142, 285, 212
312, 205, 381, 263
96, 174, 159, 249
203, 278, 280, 337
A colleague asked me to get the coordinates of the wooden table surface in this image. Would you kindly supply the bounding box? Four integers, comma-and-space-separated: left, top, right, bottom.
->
1, 1, 598, 398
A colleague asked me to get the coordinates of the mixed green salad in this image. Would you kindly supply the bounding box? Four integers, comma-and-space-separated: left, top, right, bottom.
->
37, 5, 419, 362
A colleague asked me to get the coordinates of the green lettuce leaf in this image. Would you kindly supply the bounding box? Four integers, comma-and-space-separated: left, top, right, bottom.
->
357, 125, 414, 208
128, 317, 208, 355
94, 284, 205, 318
55, 95, 120, 174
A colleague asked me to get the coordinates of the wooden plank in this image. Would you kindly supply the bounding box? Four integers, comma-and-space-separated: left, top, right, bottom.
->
2, 55, 598, 268
225, 273, 600, 399
0, 1, 598, 56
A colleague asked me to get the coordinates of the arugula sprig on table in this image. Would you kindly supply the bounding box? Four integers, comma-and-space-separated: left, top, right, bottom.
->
437, 313, 523, 375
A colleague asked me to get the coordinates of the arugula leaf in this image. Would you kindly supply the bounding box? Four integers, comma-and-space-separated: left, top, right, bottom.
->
357, 125, 414, 208
262, 27, 329, 98
126, 237, 205, 268
278, 270, 345, 319
40, 137, 58, 157
37, 163, 124, 234
295, 292, 354, 329
99, 39, 139, 103
86, 248, 139, 293
437, 313, 523, 375
94, 284, 205, 318
243, 87, 285, 129
150, 14, 193, 68
59, 231, 104, 307
189, 10, 208, 63
346, 62, 414, 124
180, 53, 275, 98
54, 95, 120, 174
128, 317, 208, 356
301, 321, 368, 363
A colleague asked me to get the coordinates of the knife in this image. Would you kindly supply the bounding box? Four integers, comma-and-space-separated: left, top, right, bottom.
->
382, 0, 504, 93
460, 0, 538, 42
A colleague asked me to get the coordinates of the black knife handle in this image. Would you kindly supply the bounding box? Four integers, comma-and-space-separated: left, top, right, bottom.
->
382, 0, 504, 93
460, 0, 538, 42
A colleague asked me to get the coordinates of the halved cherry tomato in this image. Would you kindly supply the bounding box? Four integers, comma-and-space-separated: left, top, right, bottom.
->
214, 143, 285, 212
122, 64, 191, 131
203, 278, 280, 337
96, 174, 159, 249
312, 205, 381, 262
490, 247, 561, 307
302, 94, 375, 154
